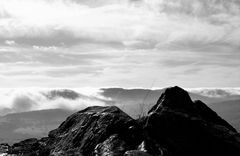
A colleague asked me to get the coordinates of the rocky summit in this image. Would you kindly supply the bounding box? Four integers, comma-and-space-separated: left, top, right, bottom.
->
1, 86, 240, 156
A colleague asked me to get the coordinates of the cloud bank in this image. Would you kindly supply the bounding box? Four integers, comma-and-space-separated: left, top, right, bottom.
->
1, 0, 239, 46
0, 88, 111, 116
0, 87, 240, 116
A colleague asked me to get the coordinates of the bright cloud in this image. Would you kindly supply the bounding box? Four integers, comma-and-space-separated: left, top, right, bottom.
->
0, 0, 239, 88
0, 88, 109, 115
0, 0, 239, 46
5, 40, 15, 45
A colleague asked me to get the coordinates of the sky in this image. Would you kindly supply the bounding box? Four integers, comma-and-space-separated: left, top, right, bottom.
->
0, 0, 240, 88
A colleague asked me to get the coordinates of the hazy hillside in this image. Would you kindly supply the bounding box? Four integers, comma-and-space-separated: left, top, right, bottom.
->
0, 109, 73, 144
209, 99, 240, 132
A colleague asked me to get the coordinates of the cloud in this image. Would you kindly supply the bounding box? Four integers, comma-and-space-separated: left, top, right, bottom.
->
33, 45, 58, 51
182, 68, 202, 75
44, 65, 104, 77
1, 87, 240, 117
161, 51, 240, 68
5, 40, 15, 45
0, 88, 110, 116
0, 0, 239, 88
0, 0, 239, 48
1, 0, 239, 50
162, 60, 196, 67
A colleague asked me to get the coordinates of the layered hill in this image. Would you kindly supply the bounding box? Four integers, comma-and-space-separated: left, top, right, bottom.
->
1, 86, 240, 156
0, 109, 73, 144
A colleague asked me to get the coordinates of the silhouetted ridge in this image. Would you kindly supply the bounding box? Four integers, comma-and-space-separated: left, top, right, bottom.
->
2, 86, 240, 156
44, 89, 81, 100
149, 86, 193, 113
149, 86, 237, 132
144, 86, 240, 156
193, 100, 236, 132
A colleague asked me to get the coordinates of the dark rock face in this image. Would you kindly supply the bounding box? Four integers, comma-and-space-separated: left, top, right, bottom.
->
48, 106, 142, 156
7, 137, 50, 156
149, 86, 193, 112
3, 86, 240, 156
145, 86, 240, 156
0, 143, 10, 153
95, 134, 130, 156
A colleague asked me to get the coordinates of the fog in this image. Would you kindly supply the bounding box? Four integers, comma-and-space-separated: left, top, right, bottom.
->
0, 88, 110, 116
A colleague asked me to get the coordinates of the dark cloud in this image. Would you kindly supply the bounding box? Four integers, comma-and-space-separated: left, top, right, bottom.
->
0, 31, 125, 48
149, 0, 240, 17
34, 52, 117, 66
162, 55, 240, 68
12, 95, 35, 112
44, 65, 104, 77
161, 60, 196, 67
183, 68, 202, 75
69, 0, 130, 7
2, 70, 37, 76
0, 9, 11, 18
0, 46, 116, 66
0, 51, 29, 63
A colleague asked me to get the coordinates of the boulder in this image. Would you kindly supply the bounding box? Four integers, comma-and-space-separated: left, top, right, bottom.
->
8, 138, 50, 156
48, 106, 142, 155
94, 134, 130, 156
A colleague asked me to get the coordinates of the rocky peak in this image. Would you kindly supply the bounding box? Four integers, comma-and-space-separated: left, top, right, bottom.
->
149, 86, 194, 114
148, 86, 237, 132
48, 106, 143, 156
145, 86, 240, 156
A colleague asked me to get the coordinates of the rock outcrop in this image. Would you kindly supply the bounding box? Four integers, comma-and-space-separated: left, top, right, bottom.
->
144, 86, 240, 156
2, 86, 240, 156
48, 106, 142, 156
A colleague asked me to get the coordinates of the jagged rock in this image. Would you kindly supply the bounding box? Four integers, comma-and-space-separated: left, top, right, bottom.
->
124, 150, 152, 156
136, 140, 166, 156
94, 134, 130, 156
10, 138, 39, 154
7, 138, 50, 156
48, 106, 142, 155
145, 86, 240, 156
0, 143, 10, 153
149, 86, 193, 112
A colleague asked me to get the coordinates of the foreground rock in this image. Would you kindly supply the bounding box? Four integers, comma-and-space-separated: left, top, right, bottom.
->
3, 86, 240, 156
48, 106, 142, 155
145, 86, 240, 156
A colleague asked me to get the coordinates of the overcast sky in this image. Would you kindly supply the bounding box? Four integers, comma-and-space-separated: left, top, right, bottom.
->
0, 0, 239, 88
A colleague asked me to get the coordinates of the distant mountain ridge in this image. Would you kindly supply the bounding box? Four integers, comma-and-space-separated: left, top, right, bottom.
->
209, 99, 240, 132
188, 88, 240, 97
0, 109, 73, 144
